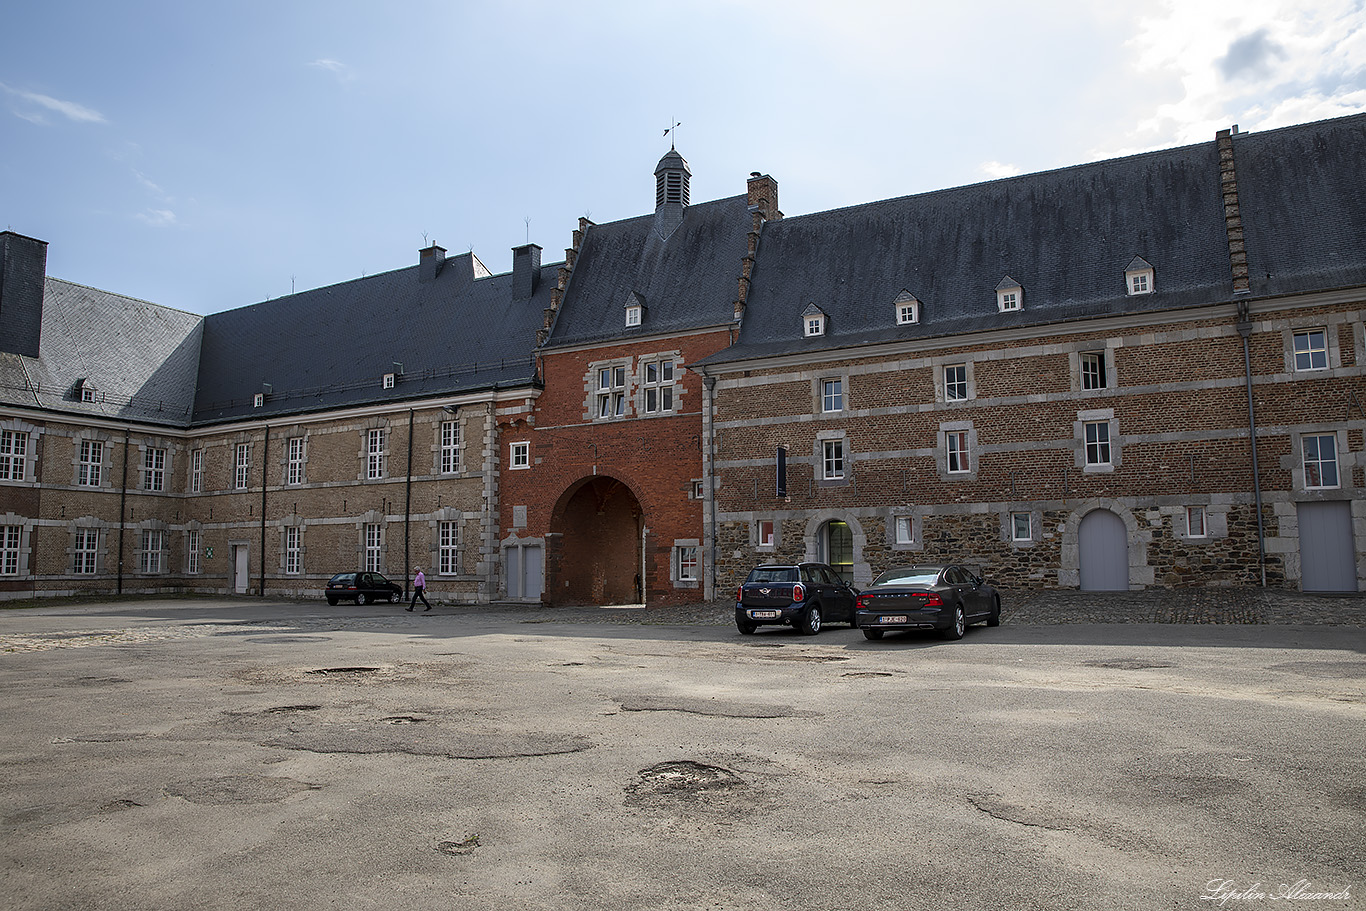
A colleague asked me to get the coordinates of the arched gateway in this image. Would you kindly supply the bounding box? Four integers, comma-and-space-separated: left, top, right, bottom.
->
548, 475, 643, 605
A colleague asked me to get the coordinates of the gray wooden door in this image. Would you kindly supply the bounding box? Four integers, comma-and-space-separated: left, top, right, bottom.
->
1079, 509, 1129, 591
1298, 501, 1357, 592
523, 544, 544, 601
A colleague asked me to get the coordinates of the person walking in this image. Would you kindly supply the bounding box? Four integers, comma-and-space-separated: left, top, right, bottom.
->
407, 566, 431, 611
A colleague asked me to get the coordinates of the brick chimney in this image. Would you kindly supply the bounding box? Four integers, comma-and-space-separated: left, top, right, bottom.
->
0, 231, 48, 358
419, 244, 446, 283
747, 172, 781, 222
512, 243, 541, 299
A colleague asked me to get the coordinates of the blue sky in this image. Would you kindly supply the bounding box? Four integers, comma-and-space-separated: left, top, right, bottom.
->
3, 0, 1364, 316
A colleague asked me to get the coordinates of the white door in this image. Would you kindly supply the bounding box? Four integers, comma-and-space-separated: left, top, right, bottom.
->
233, 545, 249, 594
1298, 501, 1357, 592
1079, 509, 1129, 591
523, 544, 544, 601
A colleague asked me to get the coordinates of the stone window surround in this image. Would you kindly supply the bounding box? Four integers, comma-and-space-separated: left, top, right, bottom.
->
886, 507, 923, 552
0, 513, 34, 577
0, 419, 41, 486
932, 358, 976, 405
361, 422, 389, 481
754, 518, 778, 550
135, 519, 170, 575
74, 430, 113, 489
429, 506, 465, 578
1286, 428, 1352, 492
1003, 509, 1040, 546
813, 373, 849, 415
1068, 340, 1120, 394
185, 522, 204, 575
1283, 324, 1342, 374
638, 353, 681, 417
671, 538, 701, 588
70, 518, 105, 575
585, 356, 634, 422
936, 420, 979, 481
813, 429, 850, 488
357, 511, 386, 572
1075, 408, 1120, 473
280, 429, 310, 486
278, 519, 306, 575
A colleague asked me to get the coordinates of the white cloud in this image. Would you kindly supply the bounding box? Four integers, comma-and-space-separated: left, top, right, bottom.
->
0, 82, 106, 124
307, 59, 354, 83
980, 161, 1022, 179
136, 209, 178, 227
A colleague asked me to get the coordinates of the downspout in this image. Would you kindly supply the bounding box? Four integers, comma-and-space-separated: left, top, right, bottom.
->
403, 408, 414, 599
1237, 302, 1267, 587
259, 426, 269, 596
701, 373, 716, 602
117, 428, 130, 594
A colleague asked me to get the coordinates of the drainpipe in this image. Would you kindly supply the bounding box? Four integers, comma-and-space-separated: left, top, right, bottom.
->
1236, 301, 1267, 587
117, 428, 130, 594
701, 374, 716, 602
259, 425, 269, 596
403, 408, 414, 599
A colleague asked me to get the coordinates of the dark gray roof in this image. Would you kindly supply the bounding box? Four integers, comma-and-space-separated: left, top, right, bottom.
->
0, 279, 203, 426
705, 135, 1240, 363
192, 252, 551, 424
543, 195, 751, 349
1234, 113, 1366, 297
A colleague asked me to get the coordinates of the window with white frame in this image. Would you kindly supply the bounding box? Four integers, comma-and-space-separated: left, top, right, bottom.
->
142, 447, 166, 492
74, 528, 98, 574
382, 373, 396, 389
440, 420, 461, 474
140, 529, 164, 574
1293, 329, 1329, 372
757, 519, 775, 548
1186, 506, 1207, 538
804, 312, 825, 337
234, 443, 250, 489
946, 430, 971, 474
1303, 434, 1339, 488
0, 430, 28, 481
625, 305, 642, 327
439, 520, 459, 575
366, 428, 387, 480
1, 525, 20, 575
822, 439, 845, 480
596, 364, 628, 418
190, 449, 203, 493
643, 359, 675, 414
364, 523, 382, 572
80, 382, 97, 403
821, 378, 843, 413
253, 393, 265, 408
510, 441, 530, 470
187, 530, 201, 575
894, 291, 920, 326
944, 364, 968, 402
79, 440, 103, 487
1127, 270, 1153, 295
1011, 512, 1032, 542
1080, 351, 1107, 390
676, 545, 699, 582
997, 278, 1023, 312
285, 526, 301, 575
1084, 421, 1112, 466
895, 515, 914, 545
287, 437, 306, 485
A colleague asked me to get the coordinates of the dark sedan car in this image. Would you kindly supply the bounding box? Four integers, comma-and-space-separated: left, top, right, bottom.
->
325, 571, 403, 605
735, 562, 857, 635
854, 564, 1000, 641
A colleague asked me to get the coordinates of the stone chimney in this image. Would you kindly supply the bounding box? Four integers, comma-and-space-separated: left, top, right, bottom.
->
512, 244, 542, 299
747, 172, 781, 222
0, 231, 48, 358
419, 244, 446, 283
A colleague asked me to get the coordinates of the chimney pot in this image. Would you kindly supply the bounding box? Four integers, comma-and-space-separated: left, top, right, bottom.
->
419, 244, 446, 282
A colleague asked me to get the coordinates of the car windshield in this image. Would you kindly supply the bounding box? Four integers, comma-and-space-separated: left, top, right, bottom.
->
872, 569, 940, 587
746, 567, 798, 584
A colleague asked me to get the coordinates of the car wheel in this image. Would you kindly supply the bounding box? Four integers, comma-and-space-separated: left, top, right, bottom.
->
941, 603, 965, 640
862, 628, 884, 641
390, 591, 402, 604
356, 592, 369, 606
797, 604, 822, 635
326, 596, 338, 606
737, 618, 757, 635
987, 596, 1001, 627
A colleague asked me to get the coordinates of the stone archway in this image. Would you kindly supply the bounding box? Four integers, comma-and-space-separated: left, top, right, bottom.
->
548, 475, 643, 606
1060, 500, 1152, 590
802, 511, 870, 587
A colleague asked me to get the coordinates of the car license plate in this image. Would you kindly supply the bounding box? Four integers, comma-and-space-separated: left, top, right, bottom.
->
750, 610, 780, 619
880, 615, 908, 624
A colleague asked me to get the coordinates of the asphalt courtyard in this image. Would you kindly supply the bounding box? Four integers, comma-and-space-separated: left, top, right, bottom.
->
2, 591, 1363, 911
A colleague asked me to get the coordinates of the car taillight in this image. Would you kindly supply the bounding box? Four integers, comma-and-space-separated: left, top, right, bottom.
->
856, 594, 873, 609
792, 583, 805, 602
920, 593, 944, 607
736, 586, 744, 602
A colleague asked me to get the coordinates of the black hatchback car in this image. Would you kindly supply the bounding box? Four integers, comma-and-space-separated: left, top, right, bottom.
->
854, 564, 1000, 641
325, 571, 403, 605
735, 562, 858, 635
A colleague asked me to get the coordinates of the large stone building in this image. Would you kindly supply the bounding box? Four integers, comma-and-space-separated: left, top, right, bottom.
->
1, 113, 1363, 602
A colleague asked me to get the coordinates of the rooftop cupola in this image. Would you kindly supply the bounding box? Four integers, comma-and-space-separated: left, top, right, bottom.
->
653, 148, 691, 240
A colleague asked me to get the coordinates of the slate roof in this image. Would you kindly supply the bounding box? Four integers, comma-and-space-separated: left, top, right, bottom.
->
0, 279, 203, 426
543, 194, 751, 349
700, 128, 1270, 365
192, 252, 552, 425
1234, 113, 1366, 297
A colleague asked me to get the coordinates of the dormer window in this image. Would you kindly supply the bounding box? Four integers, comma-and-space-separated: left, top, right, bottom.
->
996, 277, 1023, 312
1125, 256, 1154, 295
382, 373, 396, 389
253, 393, 265, 408
625, 291, 645, 328
626, 306, 641, 327
894, 290, 920, 326
76, 379, 97, 403
802, 303, 826, 338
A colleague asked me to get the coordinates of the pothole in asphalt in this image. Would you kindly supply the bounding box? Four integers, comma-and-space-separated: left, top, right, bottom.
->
164, 775, 320, 805
436, 835, 480, 856
626, 761, 747, 808
842, 671, 896, 678
1083, 658, 1175, 670
246, 636, 333, 644
383, 715, 424, 724
759, 654, 851, 663
304, 667, 381, 676
263, 704, 322, 714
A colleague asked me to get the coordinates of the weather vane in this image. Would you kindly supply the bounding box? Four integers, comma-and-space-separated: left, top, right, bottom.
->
663, 119, 682, 150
